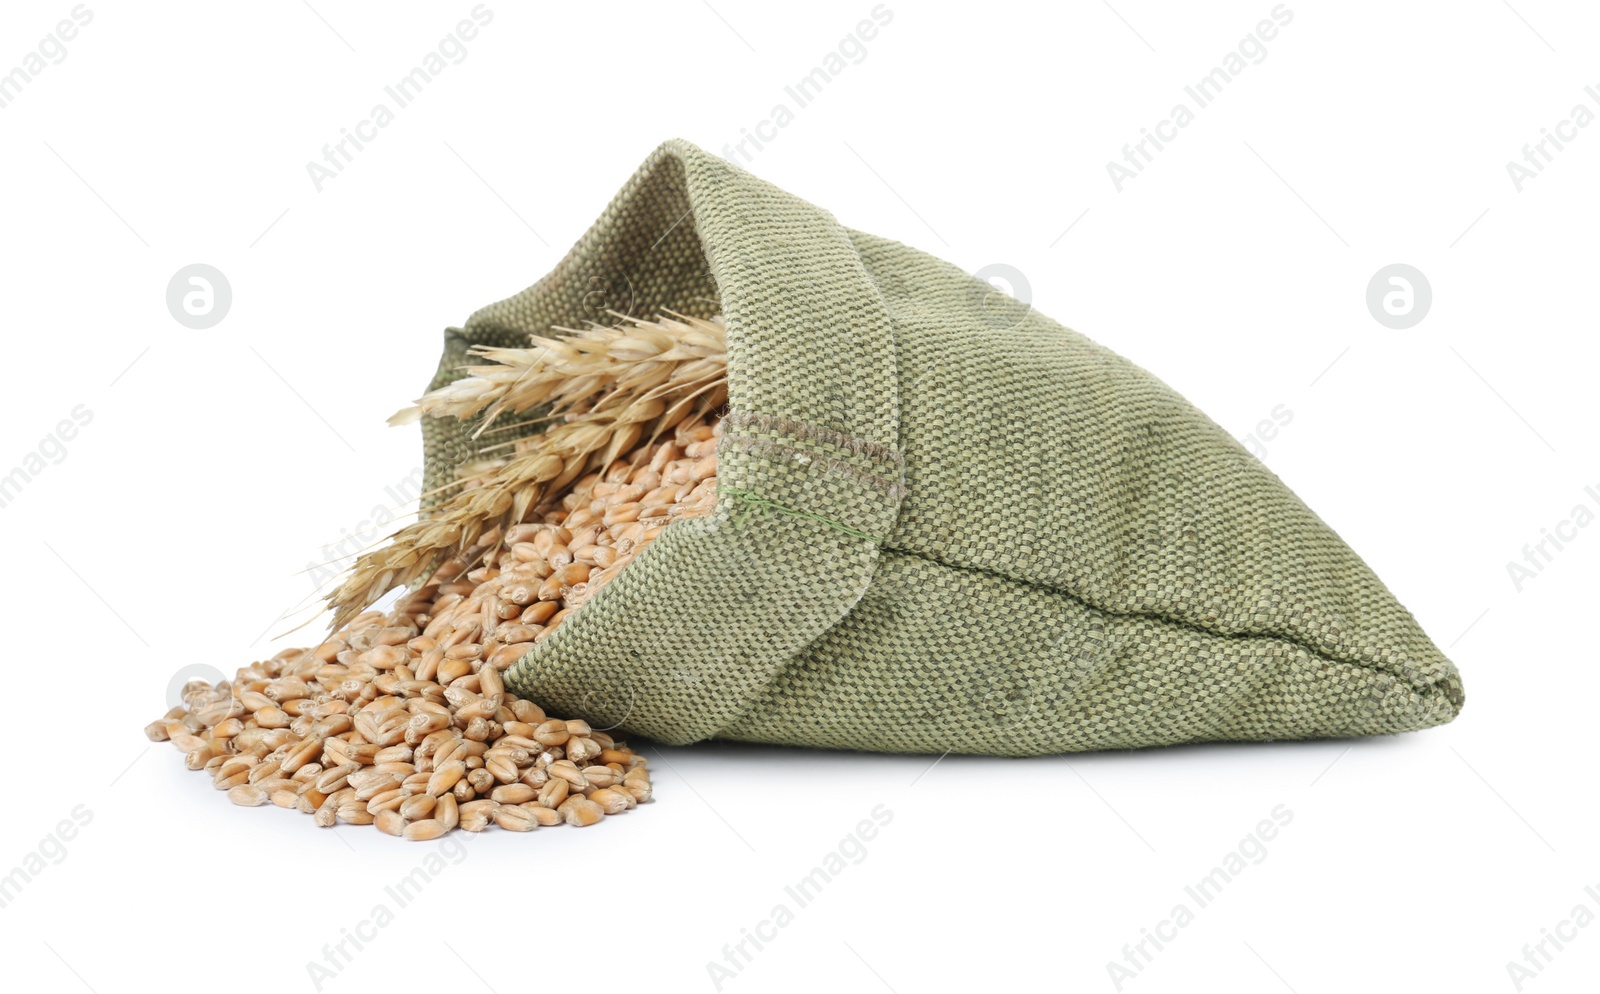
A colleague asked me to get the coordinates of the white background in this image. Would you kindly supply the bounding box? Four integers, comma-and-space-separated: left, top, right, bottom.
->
0, 2, 1596, 992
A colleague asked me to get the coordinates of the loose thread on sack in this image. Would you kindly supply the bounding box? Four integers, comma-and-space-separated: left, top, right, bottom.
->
717, 487, 882, 543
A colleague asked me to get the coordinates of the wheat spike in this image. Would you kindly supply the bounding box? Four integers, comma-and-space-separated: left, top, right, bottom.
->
326, 312, 727, 631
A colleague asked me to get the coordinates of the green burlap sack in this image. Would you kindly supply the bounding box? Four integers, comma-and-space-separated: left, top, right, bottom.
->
418, 139, 1463, 756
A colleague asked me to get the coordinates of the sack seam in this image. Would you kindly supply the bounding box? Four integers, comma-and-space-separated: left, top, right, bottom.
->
708, 495, 1449, 698
719, 434, 908, 500
880, 544, 1452, 696
724, 410, 905, 466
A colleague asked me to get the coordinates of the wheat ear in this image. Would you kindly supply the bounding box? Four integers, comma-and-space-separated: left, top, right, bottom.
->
325, 312, 727, 631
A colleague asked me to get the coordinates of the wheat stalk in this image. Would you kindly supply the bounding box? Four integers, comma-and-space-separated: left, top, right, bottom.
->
325, 312, 727, 631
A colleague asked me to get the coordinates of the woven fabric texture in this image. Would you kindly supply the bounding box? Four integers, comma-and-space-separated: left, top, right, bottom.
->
418, 139, 1462, 756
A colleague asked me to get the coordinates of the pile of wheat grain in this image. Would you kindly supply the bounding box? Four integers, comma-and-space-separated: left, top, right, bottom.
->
149, 314, 729, 840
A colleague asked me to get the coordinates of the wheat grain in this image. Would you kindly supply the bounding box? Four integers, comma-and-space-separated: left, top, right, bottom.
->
558, 796, 605, 827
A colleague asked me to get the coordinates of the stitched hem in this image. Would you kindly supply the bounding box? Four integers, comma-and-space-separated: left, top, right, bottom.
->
878, 543, 1460, 702
725, 410, 904, 466
720, 434, 908, 501
714, 490, 1458, 704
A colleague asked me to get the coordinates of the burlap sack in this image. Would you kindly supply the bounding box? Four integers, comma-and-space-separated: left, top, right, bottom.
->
418, 139, 1463, 756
